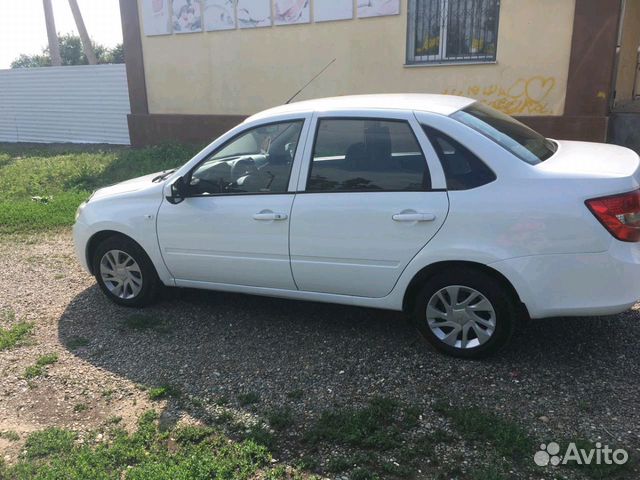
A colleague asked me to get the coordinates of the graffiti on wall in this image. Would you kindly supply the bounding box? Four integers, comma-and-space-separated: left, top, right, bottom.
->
443, 76, 557, 115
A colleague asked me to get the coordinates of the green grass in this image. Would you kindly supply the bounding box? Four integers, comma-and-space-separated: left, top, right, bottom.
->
0, 431, 20, 442
148, 385, 181, 400
286, 389, 304, 400
304, 397, 401, 450
23, 427, 76, 459
267, 407, 293, 431
124, 314, 173, 334
0, 143, 201, 234
434, 401, 532, 461
1, 410, 272, 480
24, 353, 59, 379
65, 336, 90, 350
237, 392, 261, 406
0, 320, 33, 351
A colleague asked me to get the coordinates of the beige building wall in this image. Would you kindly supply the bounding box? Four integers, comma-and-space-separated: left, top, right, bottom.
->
138, 0, 576, 117
615, 0, 640, 105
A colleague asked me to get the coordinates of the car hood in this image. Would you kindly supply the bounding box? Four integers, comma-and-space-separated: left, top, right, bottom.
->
537, 140, 640, 178
90, 171, 168, 201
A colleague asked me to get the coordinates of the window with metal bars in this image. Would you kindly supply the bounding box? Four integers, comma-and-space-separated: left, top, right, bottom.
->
407, 0, 500, 65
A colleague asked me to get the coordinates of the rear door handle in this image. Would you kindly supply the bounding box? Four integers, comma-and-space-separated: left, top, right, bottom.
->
392, 212, 436, 222
253, 211, 288, 221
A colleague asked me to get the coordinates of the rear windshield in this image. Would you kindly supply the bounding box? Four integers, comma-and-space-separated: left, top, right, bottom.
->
451, 103, 557, 165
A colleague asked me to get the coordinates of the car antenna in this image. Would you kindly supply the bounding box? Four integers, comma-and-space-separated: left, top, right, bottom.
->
285, 58, 336, 105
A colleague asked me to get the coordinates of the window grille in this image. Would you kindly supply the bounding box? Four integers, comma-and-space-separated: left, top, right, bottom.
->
407, 0, 500, 65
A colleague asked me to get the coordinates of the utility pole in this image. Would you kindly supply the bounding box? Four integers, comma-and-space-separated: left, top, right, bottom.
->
68, 0, 98, 65
42, 0, 62, 66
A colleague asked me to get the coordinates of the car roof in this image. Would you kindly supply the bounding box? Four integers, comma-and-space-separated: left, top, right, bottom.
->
245, 94, 476, 121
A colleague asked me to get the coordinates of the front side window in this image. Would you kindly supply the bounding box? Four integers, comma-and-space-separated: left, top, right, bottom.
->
307, 119, 430, 192
407, 0, 500, 65
189, 120, 303, 195
451, 102, 557, 165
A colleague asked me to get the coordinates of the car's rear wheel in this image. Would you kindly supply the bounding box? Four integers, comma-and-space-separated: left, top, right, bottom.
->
92, 235, 160, 307
412, 268, 519, 359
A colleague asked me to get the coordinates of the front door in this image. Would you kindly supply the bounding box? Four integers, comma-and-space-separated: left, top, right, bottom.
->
289, 114, 449, 298
157, 119, 306, 289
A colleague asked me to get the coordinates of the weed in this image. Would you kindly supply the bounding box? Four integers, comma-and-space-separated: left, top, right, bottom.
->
326, 456, 352, 473
24, 353, 59, 379
3, 409, 271, 479
173, 425, 215, 445
148, 385, 180, 400
267, 407, 293, 431
0, 431, 20, 442
124, 314, 172, 333
23, 427, 76, 459
304, 397, 401, 450
0, 318, 33, 351
66, 336, 89, 350
237, 392, 260, 406
286, 389, 304, 400
245, 424, 274, 449
434, 401, 532, 460
105, 416, 122, 425
351, 467, 379, 480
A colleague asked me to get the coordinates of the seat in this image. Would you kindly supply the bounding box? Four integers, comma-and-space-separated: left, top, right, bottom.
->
365, 126, 392, 170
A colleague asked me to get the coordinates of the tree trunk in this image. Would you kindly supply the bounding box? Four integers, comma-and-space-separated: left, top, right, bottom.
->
42, 0, 61, 66
68, 0, 98, 65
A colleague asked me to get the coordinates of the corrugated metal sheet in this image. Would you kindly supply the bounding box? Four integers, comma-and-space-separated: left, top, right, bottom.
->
0, 64, 131, 145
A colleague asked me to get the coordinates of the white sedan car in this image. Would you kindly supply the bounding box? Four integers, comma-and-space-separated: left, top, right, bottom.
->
74, 94, 640, 358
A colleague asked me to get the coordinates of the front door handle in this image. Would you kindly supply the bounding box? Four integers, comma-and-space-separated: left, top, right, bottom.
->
392, 212, 436, 222
253, 210, 288, 221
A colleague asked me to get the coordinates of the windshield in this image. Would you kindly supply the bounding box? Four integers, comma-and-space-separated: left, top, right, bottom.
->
451, 103, 557, 165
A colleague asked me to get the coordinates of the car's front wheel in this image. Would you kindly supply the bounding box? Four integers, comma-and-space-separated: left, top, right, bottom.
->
412, 268, 519, 359
92, 235, 160, 307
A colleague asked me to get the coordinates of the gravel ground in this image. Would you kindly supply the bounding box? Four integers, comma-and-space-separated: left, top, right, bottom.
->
1, 230, 639, 478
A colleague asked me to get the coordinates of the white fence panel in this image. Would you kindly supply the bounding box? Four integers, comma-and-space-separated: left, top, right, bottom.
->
0, 64, 130, 145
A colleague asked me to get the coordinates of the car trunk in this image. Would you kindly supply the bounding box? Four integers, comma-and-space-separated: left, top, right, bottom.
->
538, 140, 639, 177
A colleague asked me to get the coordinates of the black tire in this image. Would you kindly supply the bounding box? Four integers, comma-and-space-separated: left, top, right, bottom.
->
92, 235, 160, 307
412, 267, 519, 359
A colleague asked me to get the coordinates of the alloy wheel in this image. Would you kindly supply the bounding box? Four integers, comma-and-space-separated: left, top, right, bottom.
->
99, 249, 143, 300
426, 285, 496, 349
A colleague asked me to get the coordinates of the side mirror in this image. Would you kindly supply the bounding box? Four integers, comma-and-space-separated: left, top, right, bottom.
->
166, 176, 189, 204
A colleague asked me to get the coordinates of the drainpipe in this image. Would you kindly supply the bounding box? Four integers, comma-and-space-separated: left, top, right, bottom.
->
634, 46, 640, 100
610, 0, 626, 110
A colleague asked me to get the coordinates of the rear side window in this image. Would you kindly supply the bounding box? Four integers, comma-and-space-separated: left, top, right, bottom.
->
307, 119, 431, 192
423, 126, 496, 190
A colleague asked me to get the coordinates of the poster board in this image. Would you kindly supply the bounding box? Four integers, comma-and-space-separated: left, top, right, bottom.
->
142, 0, 172, 36
314, 0, 353, 22
357, 0, 400, 18
274, 0, 310, 25
204, 0, 237, 31
237, 0, 272, 28
173, 0, 203, 33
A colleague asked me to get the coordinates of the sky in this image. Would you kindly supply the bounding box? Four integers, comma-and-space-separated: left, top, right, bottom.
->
0, 0, 123, 69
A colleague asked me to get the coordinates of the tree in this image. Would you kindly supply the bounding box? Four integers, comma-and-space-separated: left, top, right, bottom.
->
11, 34, 124, 68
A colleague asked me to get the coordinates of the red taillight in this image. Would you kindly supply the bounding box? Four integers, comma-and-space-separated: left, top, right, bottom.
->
586, 189, 640, 242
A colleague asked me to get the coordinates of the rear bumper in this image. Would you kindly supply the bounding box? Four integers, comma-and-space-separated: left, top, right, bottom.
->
490, 240, 640, 318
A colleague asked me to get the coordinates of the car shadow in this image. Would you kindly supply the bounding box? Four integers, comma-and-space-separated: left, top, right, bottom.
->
58, 284, 640, 449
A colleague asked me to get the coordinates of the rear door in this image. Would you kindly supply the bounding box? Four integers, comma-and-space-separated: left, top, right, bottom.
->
289, 110, 449, 298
